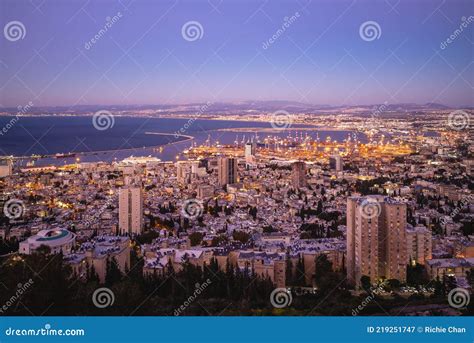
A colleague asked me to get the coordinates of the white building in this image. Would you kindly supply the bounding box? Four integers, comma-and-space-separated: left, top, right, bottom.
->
245, 142, 256, 164
406, 224, 432, 265
19, 229, 76, 255
119, 186, 143, 235
0, 160, 13, 178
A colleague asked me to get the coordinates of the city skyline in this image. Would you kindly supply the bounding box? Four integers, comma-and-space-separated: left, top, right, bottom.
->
0, 0, 473, 325
1, 0, 473, 108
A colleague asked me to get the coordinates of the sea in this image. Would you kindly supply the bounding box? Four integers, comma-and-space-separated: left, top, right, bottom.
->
0, 116, 365, 167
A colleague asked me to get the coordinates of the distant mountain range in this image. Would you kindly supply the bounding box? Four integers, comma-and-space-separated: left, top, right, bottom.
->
0, 100, 471, 116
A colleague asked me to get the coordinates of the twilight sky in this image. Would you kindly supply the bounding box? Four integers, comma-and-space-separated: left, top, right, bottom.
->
0, 0, 473, 108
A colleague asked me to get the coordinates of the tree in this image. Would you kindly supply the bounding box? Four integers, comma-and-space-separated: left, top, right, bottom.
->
35, 244, 52, 255
314, 254, 341, 294
262, 225, 277, 233
360, 275, 371, 292
105, 257, 123, 285
211, 235, 227, 247
316, 199, 323, 215
87, 262, 100, 282
407, 263, 428, 286
314, 254, 332, 286
285, 255, 294, 286
232, 230, 250, 244
189, 232, 204, 246
294, 256, 306, 286
461, 221, 473, 236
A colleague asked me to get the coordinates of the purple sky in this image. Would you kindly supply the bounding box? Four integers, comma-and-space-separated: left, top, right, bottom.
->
0, 0, 473, 107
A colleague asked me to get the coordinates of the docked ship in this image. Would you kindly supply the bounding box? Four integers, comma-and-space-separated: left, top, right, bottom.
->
54, 153, 76, 158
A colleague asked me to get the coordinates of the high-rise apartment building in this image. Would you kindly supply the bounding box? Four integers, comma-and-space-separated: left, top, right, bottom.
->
329, 154, 343, 172
406, 224, 432, 265
218, 157, 237, 187
244, 142, 256, 163
176, 161, 192, 185
347, 195, 407, 287
119, 187, 143, 235
291, 161, 306, 188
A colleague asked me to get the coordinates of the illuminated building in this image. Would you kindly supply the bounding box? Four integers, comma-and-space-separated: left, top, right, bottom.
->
119, 186, 143, 235
218, 157, 237, 187
245, 142, 256, 164
347, 195, 407, 287
291, 161, 306, 188
19, 228, 76, 255
406, 225, 432, 265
